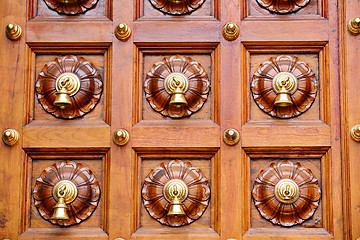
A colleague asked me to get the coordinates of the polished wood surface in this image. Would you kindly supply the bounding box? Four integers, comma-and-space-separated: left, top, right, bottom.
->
0, 0, 357, 239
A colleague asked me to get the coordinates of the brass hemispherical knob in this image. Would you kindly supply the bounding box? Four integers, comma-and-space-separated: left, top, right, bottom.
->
115, 23, 132, 41
6, 23, 22, 41
350, 124, 360, 142
348, 17, 360, 35
2, 129, 20, 146
223, 128, 240, 146
113, 129, 130, 146
222, 22, 239, 41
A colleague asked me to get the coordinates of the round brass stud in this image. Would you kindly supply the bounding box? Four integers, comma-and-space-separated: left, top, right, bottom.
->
222, 22, 239, 41
6, 23, 22, 41
113, 129, 130, 146
350, 124, 360, 142
223, 128, 240, 146
53, 180, 78, 204
274, 179, 300, 204
115, 23, 132, 41
348, 17, 360, 35
2, 129, 20, 146
272, 72, 297, 94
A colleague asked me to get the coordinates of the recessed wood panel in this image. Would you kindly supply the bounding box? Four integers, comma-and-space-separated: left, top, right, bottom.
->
28, 0, 111, 20
243, 0, 326, 19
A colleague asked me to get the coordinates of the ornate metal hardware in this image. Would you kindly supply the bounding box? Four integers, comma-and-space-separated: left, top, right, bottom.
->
113, 129, 130, 146
144, 55, 210, 118
43, 0, 99, 15
350, 124, 360, 142
35, 55, 103, 119
33, 161, 101, 226
6, 23, 22, 41
348, 17, 360, 35
149, 0, 206, 15
115, 23, 132, 41
223, 128, 240, 146
256, 0, 311, 14
251, 55, 318, 118
142, 160, 210, 227
2, 129, 20, 146
252, 160, 321, 227
222, 22, 239, 41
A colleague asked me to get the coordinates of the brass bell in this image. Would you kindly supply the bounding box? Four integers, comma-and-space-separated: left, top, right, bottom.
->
54, 86, 72, 109
274, 85, 293, 107
169, 87, 188, 108
51, 196, 70, 220
167, 195, 186, 216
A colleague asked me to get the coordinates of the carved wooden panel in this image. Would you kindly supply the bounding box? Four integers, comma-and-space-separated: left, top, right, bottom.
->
33, 161, 101, 226
251, 55, 318, 119
35, 55, 103, 119
256, 0, 311, 14
42, 0, 99, 15
252, 160, 321, 227
141, 160, 211, 227
149, 0, 206, 15
144, 55, 210, 119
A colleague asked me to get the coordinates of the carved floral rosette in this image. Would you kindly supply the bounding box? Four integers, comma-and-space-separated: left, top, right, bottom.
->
43, 0, 99, 15
149, 0, 206, 15
252, 160, 321, 227
142, 160, 211, 227
256, 0, 311, 14
35, 55, 103, 119
251, 55, 318, 118
144, 55, 210, 118
33, 161, 101, 226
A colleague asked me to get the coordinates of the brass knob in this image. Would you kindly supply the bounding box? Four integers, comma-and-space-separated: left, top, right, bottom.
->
6, 23, 22, 41
113, 129, 130, 146
222, 22, 239, 41
350, 124, 360, 142
2, 129, 20, 146
274, 179, 300, 204
115, 23, 132, 41
223, 128, 240, 146
348, 17, 360, 35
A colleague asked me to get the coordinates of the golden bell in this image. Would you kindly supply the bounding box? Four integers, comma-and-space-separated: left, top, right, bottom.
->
54, 87, 72, 109
169, 87, 188, 108
167, 195, 186, 216
274, 86, 293, 107
51, 196, 70, 220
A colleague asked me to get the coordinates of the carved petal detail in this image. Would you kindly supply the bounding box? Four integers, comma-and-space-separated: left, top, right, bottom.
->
142, 160, 211, 227
144, 55, 210, 118
35, 55, 103, 119
256, 0, 311, 14
149, 0, 206, 15
33, 161, 101, 226
252, 160, 321, 227
251, 55, 318, 118
43, 0, 99, 15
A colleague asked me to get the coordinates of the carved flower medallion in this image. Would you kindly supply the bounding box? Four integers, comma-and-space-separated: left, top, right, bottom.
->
256, 0, 311, 14
252, 160, 321, 227
142, 160, 211, 227
149, 0, 206, 15
144, 55, 210, 118
35, 55, 103, 119
251, 55, 318, 118
33, 161, 101, 226
43, 0, 99, 15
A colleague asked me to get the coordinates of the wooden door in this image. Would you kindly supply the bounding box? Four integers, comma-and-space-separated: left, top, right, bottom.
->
0, 0, 355, 239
